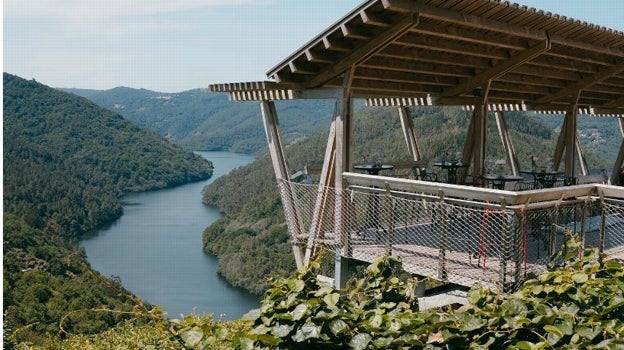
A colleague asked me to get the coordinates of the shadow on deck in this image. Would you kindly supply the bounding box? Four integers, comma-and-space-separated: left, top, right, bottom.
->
279, 174, 624, 292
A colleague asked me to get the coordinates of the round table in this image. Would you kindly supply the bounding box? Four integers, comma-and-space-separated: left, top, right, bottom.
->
433, 161, 469, 184
480, 174, 524, 190
354, 163, 394, 175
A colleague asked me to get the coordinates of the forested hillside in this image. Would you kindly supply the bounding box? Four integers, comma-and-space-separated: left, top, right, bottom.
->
3, 73, 214, 344
202, 104, 611, 294
533, 113, 622, 165
63, 87, 336, 154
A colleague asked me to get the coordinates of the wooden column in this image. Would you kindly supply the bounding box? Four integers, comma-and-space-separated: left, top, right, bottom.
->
461, 82, 491, 183
564, 108, 577, 182
304, 122, 336, 265
553, 116, 588, 176
398, 106, 423, 161
610, 117, 624, 185
334, 67, 355, 289
260, 100, 304, 269
473, 103, 488, 180
575, 136, 589, 176
563, 93, 581, 183
494, 111, 520, 176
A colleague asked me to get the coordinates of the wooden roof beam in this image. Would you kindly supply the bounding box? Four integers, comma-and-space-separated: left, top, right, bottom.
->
352, 78, 442, 95
304, 12, 418, 88
396, 32, 510, 60
379, 44, 491, 68
360, 9, 391, 27
382, 0, 624, 57
289, 62, 317, 75
602, 95, 624, 108
361, 56, 474, 77
341, 23, 371, 40
305, 49, 335, 64
440, 38, 551, 97
322, 37, 353, 52
410, 21, 529, 50
382, 0, 548, 40
537, 61, 624, 103
355, 67, 458, 86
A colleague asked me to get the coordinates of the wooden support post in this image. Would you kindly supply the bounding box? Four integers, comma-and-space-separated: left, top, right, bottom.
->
552, 115, 567, 171
575, 135, 589, 176
334, 66, 355, 289
473, 104, 488, 181
494, 111, 520, 176
610, 136, 624, 185
261, 100, 304, 269
304, 122, 336, 265
563, 94, 580, 183
398, 106, 423, 161
461, 109, 475, 168
462, 81, 491, 183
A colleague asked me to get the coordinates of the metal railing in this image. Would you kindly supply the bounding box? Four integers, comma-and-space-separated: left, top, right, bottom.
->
278, 174, 624, 292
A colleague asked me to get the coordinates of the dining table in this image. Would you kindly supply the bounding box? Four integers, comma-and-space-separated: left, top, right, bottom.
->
480, 174, 524, 190
354, 163, 394, 175
519, 169, 564, 188
433, 161, 469, 184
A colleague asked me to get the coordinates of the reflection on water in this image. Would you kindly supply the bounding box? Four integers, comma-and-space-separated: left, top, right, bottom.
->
81, 151, 259, 319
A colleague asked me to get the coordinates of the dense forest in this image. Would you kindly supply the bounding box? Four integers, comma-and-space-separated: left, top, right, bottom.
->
3, 73, 214, 344
63, 87, 337, 154
201, 103, 613, 294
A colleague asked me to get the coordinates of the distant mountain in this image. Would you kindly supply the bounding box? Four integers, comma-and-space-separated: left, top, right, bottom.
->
62, 87, 337, 154
532, 113, 622, 167
3, 73, 214, 343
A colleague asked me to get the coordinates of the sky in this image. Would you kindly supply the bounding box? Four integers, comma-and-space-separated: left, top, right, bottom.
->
3, 0, 624, 93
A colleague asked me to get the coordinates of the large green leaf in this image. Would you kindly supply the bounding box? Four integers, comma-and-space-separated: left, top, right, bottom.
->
349, 333, 372, 350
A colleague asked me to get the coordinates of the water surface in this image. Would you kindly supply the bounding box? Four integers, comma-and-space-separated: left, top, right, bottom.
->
81, 151, 258, 319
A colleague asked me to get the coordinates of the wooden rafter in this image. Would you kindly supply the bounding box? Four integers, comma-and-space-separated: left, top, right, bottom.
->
603, 95, 624, 109
536, 61, 624, 104
381, 0, 624, 57
303, 12, 418, 88
440, 39, 551, 97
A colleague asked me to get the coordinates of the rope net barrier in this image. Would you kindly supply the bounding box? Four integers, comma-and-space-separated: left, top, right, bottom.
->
278, 180, 624, 292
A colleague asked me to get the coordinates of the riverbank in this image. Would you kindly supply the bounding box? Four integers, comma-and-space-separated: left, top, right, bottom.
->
81, 151, 258, 319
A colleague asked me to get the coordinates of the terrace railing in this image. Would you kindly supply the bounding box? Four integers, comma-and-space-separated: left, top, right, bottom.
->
278, 173, 624, 292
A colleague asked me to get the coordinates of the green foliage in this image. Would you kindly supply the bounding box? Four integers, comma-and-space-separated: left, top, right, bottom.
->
3, 73, 215, 343
242, 256, 419, 349
240, 237, 624, 349
30, 237, 624, 349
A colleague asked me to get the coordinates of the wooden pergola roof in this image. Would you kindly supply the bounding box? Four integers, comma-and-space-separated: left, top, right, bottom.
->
210, 0, 624, 115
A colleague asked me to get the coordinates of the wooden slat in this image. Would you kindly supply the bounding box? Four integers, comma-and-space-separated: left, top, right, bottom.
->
304, 13, 418, 88
537, 61, 624, 104
440, 39, 550, 97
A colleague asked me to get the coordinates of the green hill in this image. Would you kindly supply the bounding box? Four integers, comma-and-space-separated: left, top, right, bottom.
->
62, 87, 337, 154
3, 73, 214, 344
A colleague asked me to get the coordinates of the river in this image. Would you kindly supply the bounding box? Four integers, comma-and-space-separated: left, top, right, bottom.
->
80, 151, 259, 319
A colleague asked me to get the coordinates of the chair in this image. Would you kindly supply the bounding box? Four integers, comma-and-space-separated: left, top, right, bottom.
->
419, 168, 438, 182
514, 181, 536, 191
